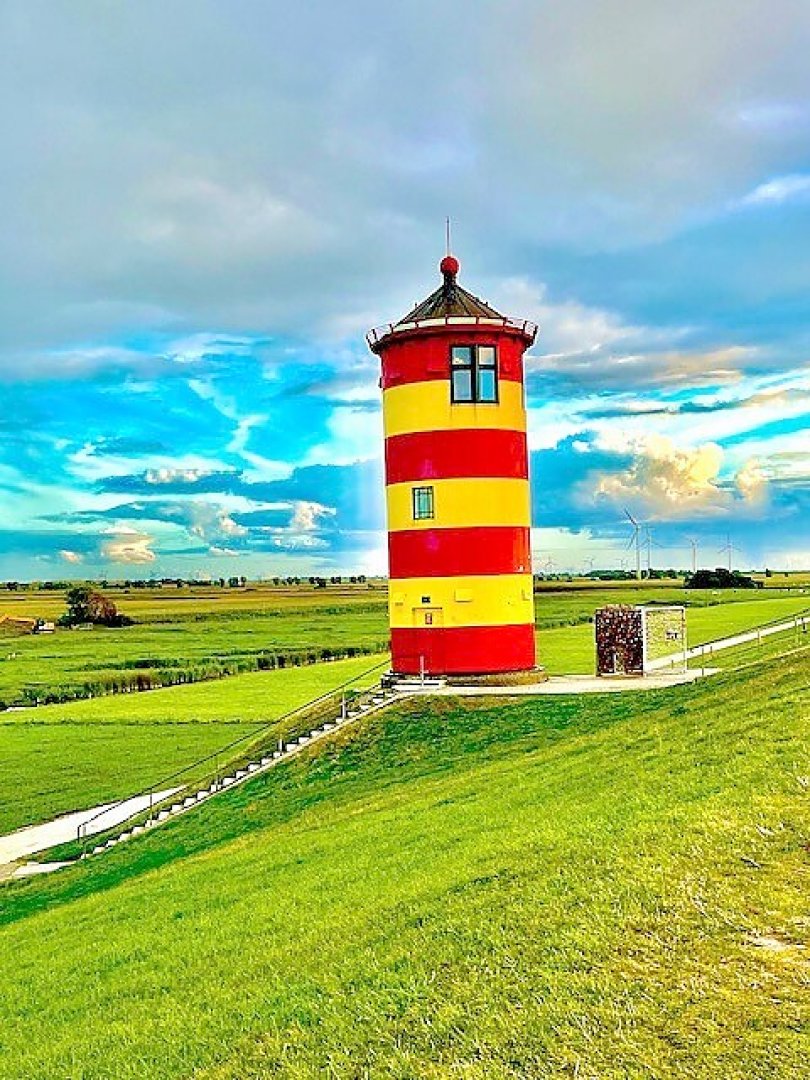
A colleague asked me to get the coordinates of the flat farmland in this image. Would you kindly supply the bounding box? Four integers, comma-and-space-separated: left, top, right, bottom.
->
3, 580, 808, 707
538, 590, 810, 674
0, 583, 389, 707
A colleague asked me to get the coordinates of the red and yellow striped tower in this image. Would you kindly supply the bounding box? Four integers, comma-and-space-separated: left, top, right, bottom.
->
367, 254, 538, 676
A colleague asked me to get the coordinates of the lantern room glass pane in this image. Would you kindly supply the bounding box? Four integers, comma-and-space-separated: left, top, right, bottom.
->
477, 367, 497, 402
451, 346, 473, 367
478, 345, 496, 367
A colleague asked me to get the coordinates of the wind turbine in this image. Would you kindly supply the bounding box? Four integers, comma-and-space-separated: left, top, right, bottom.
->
624, 509, 642, 580
685, 537, 699, 575
718, 534, 740, 572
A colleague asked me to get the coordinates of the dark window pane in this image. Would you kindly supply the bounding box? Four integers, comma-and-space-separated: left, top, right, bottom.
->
451, 346, 473, 367
412, 486, 434, 520
478, 345, 496, 367
477, 368, 497, 402
452, 369, 473, 401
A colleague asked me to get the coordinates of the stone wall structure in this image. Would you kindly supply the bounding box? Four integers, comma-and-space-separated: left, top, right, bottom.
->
595, 604, 686, 676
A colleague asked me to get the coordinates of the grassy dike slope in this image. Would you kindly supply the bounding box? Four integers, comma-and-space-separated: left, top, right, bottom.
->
1, 655, 808, 1078
0, 655, 387, 835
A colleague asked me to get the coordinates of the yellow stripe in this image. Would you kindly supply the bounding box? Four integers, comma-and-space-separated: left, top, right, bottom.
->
388, 574, 535, 629
386, 477, 530, 531
383, 379, 526, 438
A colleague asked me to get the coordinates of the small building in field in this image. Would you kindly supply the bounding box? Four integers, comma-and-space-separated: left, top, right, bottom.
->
595, 605, 686, 676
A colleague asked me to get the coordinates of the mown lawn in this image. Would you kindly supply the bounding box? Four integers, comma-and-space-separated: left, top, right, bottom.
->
0, 655, 387, 834
0, 652, 807, 1078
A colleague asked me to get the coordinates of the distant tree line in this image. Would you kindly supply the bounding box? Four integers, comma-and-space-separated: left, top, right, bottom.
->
685, 568, 761, 590
3, 575, 371, 590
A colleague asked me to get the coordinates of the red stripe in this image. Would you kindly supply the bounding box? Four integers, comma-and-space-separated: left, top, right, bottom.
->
389, 526, 531, 578
391, 624, 536, 675
385, 428, 528, 484
380, 334, 527, 389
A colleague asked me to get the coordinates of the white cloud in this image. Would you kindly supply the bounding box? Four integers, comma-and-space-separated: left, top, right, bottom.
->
494, 277, 647, 359
58, 549, 83, 564
589, 436, 728, 518
736, 174, 810, 207
289, 500, 336, 532
145, 467, 212, 485
69, 445, 230, 483
736, 458, 768, 505
101, 528, 156, 564
582, 434, 771, 522
3, 0, 810, 365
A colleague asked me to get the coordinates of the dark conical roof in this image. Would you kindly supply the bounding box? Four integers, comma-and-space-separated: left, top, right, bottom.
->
396, 255, 503, 324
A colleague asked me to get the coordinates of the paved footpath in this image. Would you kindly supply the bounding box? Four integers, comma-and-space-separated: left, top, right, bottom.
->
647, 613, 810, 671
406, 670, 707, 697
0, 788, 180, 872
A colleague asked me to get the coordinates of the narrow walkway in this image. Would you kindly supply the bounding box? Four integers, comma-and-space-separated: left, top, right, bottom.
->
647, 613, 810, 670
0, 788, 180, 867
424, 670, 709, 696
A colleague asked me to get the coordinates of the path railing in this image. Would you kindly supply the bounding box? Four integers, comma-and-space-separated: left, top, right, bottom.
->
647, 606, 810, 672
75, 657, 392, 855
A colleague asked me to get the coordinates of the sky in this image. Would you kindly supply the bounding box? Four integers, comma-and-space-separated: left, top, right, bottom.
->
1, 0, 809, 578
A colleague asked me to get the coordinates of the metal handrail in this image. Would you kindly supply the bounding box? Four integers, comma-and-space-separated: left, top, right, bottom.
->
366, 315, 538, 348
76, 656, 391, 850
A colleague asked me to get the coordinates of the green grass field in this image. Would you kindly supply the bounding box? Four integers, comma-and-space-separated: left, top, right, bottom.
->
0, 582, 390, 706
2, 581, 808, 707
1, 651, 807, 1077
3, 584, 810, 836
0, 655, 386, 835
537, 593, 810, 675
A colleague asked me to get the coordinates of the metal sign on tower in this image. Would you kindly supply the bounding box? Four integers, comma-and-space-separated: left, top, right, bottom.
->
367, 253, 538, 676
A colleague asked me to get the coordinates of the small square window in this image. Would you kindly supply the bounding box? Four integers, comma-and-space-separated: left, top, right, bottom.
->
412, 485, 434, 520
451, 346, 473, 367
477, 345, 496, 367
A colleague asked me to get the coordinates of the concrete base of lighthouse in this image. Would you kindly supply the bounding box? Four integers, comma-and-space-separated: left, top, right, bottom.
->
443, 667, 547, 687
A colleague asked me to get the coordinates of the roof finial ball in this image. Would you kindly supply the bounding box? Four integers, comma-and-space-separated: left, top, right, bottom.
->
440, 253, 459, 300
440, 254, 459, 279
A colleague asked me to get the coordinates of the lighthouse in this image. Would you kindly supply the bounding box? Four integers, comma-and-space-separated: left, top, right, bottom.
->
367, 254, 538, 677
